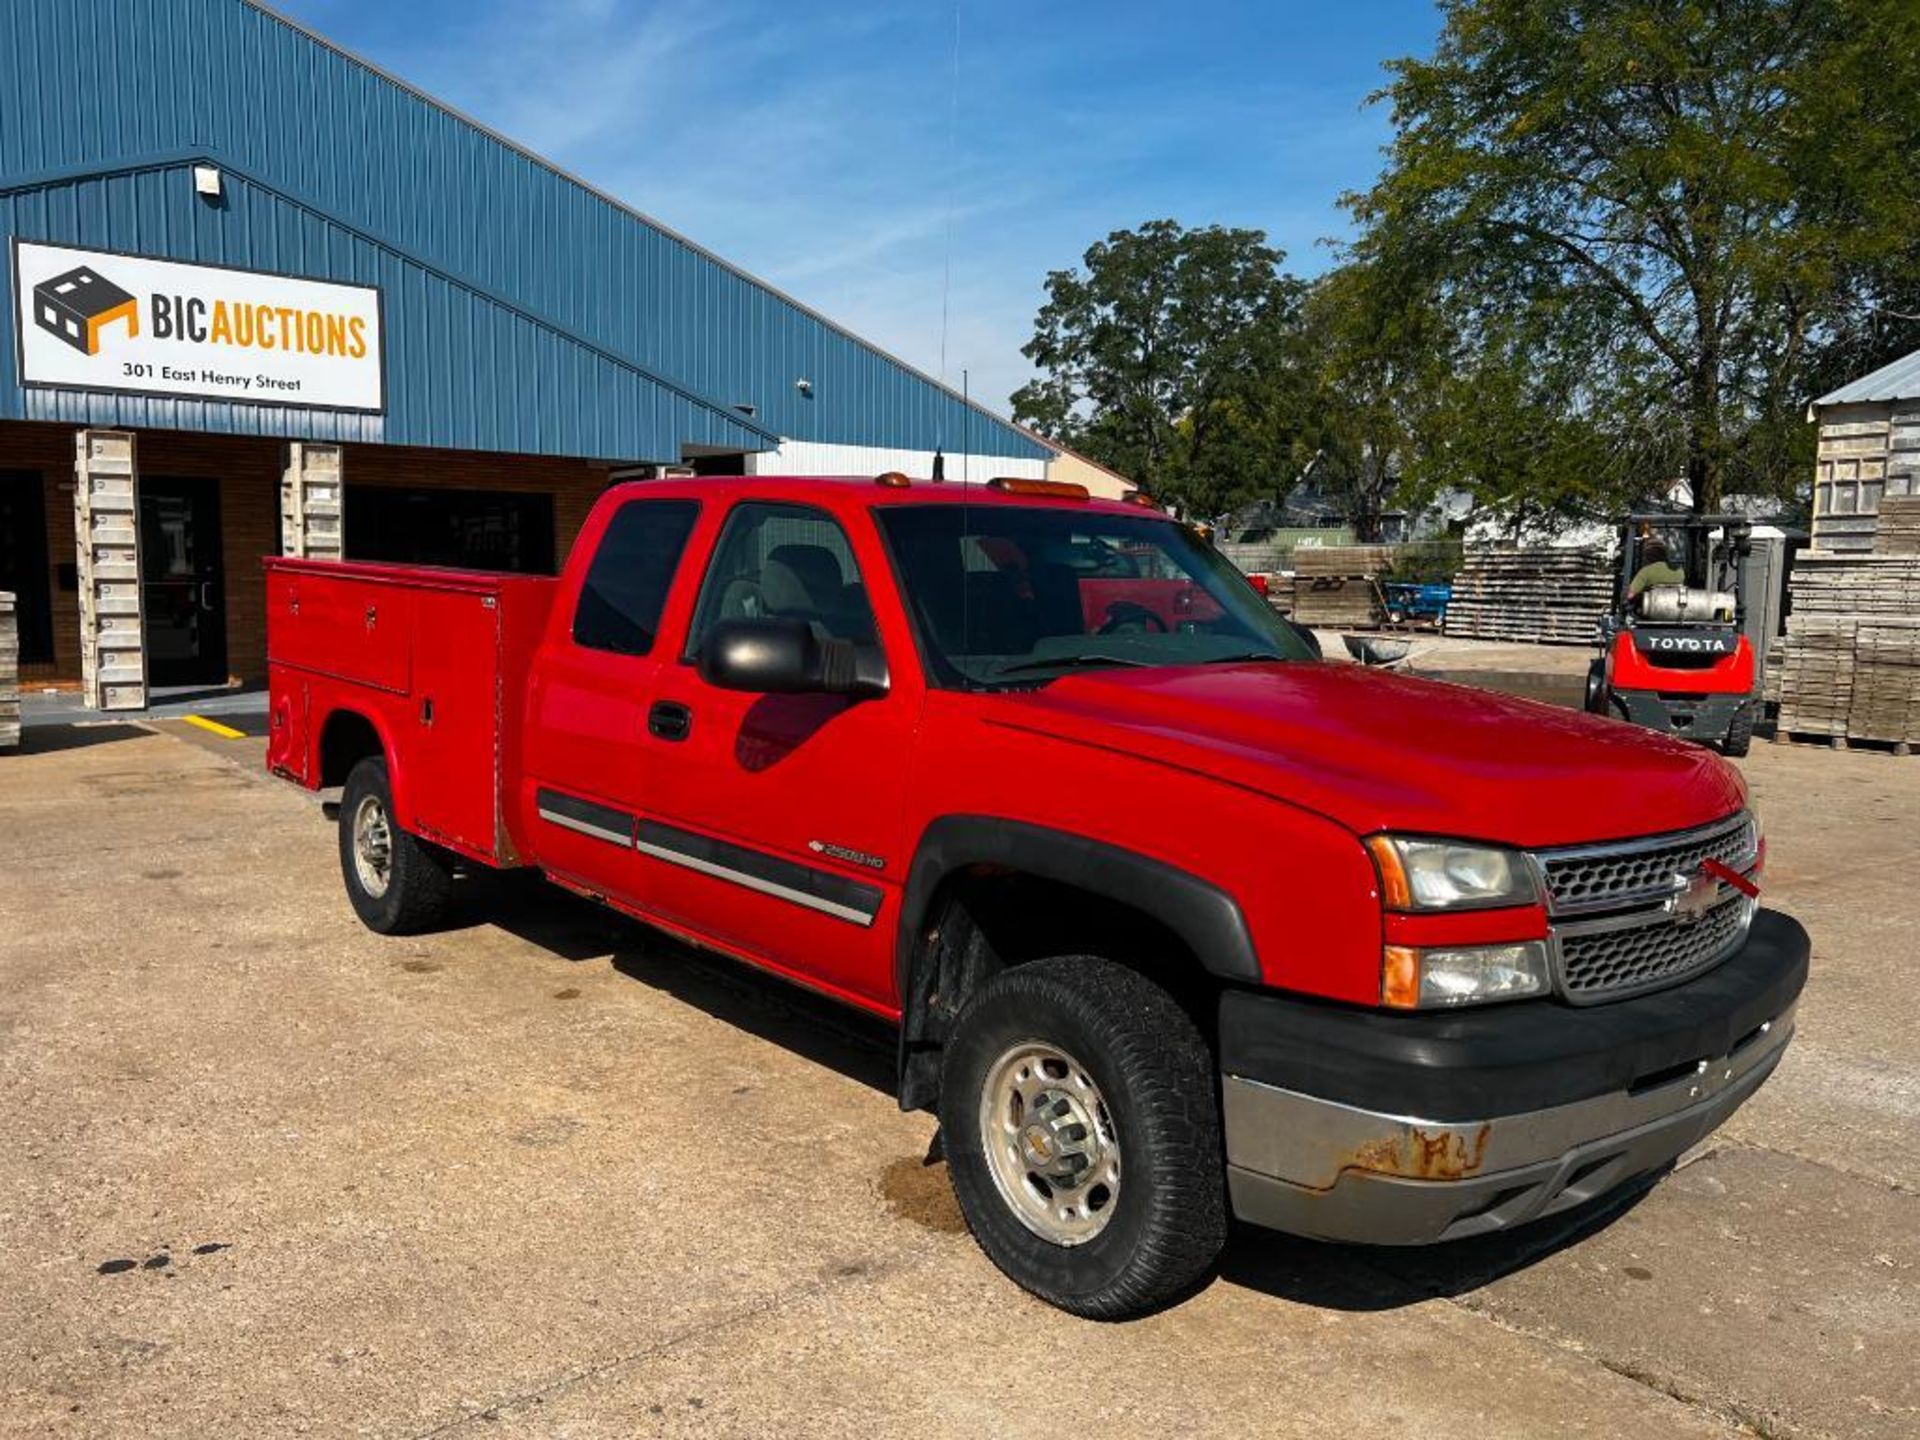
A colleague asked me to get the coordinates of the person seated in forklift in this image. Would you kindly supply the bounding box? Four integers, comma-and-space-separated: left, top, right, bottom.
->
1586, 515, 1761, 756
1626, 538, 1687, 601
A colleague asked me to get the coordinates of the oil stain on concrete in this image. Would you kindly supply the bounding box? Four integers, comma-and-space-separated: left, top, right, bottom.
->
878, 1156, 968, 1234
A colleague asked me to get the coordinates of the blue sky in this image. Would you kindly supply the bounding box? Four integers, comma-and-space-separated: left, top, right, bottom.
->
273, 0, 1442, 412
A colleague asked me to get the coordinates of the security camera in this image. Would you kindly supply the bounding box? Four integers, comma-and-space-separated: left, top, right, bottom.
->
795, 378, 813, 395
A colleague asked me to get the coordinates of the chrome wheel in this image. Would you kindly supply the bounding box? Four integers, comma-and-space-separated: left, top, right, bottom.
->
351, 793, 393, 899
979, 1041, 1121, 1246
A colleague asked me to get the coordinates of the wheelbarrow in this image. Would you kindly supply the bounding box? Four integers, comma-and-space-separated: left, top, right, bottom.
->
1342, 634, 1412, 667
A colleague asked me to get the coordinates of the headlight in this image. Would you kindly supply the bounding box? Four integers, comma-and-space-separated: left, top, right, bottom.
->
1383, 942, 1551, 1009
1365, 835, 1540, 911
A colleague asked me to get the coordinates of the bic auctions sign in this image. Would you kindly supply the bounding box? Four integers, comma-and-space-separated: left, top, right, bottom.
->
13, 241, 384, 412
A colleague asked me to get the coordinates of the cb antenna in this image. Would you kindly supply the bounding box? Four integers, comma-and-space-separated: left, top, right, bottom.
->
932, 0, 961, 481
962, 365, 975, 686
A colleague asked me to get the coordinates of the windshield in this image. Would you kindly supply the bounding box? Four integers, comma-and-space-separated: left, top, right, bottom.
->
875, 503, 1316, 689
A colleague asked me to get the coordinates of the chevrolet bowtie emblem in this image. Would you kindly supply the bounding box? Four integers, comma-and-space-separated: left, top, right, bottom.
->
1668, 867, 1723, 925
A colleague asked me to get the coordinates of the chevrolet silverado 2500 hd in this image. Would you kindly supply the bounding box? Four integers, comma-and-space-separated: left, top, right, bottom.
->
266, 474, 1808, 1318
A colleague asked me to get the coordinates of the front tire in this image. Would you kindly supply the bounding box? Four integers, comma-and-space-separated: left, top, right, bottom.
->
1720, 703, 1754, 757
939, 957, 1227, 1319
1585, 657, 1609, 715
339, 756, 455, 934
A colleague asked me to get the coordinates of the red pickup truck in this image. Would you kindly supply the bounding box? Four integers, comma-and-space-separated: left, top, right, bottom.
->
266, 474, 1808, 1318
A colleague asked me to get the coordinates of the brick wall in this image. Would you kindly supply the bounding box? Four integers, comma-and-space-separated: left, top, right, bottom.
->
0, 421, 613, 686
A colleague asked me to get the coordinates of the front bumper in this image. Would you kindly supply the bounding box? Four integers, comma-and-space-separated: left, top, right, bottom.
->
1220, 907, 1809, 1245
1615, 689, 1754, 744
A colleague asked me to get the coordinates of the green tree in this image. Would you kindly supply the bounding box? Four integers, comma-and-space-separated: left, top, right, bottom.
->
1289, 260, 1449, 541
1320, 247, 1650, 536
1349, 0, 1920, 514
1012, 220, 1305, 516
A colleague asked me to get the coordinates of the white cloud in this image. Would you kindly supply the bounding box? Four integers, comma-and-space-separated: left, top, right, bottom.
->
283, 0, 1413, 412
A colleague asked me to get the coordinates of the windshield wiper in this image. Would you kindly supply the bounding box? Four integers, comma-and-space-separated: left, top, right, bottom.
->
1198, 651, 1289, 664
991, 653, 1154, 678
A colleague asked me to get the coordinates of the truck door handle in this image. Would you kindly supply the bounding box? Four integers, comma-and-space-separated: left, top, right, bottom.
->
647, 700, 693, 742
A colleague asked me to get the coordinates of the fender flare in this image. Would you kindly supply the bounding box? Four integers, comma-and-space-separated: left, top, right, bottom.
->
316, 704, 412, 826
894, 815, 1261, 995
890, 816, 1259, 1111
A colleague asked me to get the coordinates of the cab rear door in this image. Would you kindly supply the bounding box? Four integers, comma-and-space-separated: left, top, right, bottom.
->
520, 496, 703, 903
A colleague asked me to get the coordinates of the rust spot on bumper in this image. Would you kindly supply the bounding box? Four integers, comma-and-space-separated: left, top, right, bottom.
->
1346, 1123, 1493, 1181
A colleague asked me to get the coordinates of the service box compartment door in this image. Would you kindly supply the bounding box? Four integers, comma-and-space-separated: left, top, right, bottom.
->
265, 672, 311, 784
406, 587, 503, 859
268, 569, 415, 694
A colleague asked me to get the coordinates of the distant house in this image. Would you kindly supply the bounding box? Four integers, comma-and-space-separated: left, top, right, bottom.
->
1219, 483, 1386, 540
1808, 349, 1920, 552
1226, 477, 1469, 546
1041, 444, 1136, 501
1007, 427, 1136, 500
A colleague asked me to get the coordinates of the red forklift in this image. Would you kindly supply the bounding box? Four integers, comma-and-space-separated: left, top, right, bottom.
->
1585, 514, 1762, 755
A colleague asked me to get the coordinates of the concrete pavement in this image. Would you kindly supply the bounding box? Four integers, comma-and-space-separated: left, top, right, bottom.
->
1, 721, 1914, 1438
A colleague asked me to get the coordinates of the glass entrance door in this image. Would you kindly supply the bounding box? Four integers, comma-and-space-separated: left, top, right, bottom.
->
0, 471, 55, 666
139, 478, 227, 688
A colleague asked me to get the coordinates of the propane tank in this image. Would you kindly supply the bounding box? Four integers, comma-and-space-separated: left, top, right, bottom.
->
1639, 584, 1735, 623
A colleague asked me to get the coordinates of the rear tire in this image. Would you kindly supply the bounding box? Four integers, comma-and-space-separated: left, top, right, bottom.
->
339, 756, 455, 934
939, 956, 1227, 1319
1721, 704, 1754, 757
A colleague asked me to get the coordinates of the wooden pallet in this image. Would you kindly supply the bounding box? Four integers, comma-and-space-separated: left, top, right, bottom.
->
1772, 730, 1914, 756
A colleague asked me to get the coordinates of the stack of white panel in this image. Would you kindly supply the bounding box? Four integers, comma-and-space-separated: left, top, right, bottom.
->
1777, 554, 1920, 745
73, 431, 146, 711
1443, 546, 1615, 645
281, 442, 345, 559
0, 591, 19, 750
1877, 496, 1920, 556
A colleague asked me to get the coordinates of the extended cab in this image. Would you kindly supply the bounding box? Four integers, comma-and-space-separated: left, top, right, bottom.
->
266, 475, 1809, 1318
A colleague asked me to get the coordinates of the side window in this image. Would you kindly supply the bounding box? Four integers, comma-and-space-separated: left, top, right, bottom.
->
685, 501, 878, 656
572, 499, 700, 656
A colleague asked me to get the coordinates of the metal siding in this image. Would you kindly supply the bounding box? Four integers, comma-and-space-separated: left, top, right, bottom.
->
1814, 349, 1920, 406
0, 169, 766, 459
0, 0, 1045, 460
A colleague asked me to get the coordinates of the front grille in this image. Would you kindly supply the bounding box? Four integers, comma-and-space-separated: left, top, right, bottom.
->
1540, 815, 1756, 913
1535, 814, 1758, 1004
1556, 894, 1754, 999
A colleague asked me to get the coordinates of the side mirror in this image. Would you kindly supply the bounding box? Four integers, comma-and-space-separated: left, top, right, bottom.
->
698, 617, 889, 699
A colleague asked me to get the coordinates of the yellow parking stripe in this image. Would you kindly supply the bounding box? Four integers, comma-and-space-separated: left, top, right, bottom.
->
183, 714, 247, 740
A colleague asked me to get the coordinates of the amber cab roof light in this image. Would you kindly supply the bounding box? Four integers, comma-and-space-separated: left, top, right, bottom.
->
873, 471, 913, 488
986, 477, 1090, 501
1121, 490, 1161, 509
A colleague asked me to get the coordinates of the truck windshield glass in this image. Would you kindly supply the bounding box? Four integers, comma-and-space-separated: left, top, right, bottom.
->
876, 504, 1314, 688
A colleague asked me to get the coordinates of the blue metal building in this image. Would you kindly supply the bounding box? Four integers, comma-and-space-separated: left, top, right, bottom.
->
0, 0, 1053, 693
